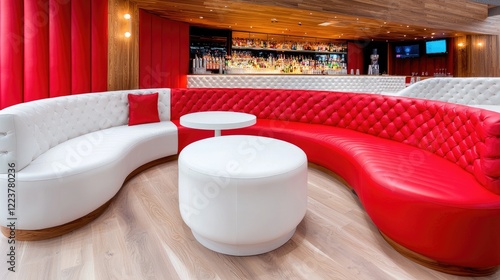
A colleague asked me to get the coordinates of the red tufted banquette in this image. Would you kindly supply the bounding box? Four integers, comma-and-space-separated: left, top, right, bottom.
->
170, 88, 500, 276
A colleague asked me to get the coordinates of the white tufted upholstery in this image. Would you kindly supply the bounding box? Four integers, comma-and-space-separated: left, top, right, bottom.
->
188, 75, 407, 94
396, 78, 500, 105
0, 88, 171, 171
0, 89, 178, 230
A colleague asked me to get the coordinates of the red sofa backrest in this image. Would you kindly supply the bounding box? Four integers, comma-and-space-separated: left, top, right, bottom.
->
171, 88, 500, 194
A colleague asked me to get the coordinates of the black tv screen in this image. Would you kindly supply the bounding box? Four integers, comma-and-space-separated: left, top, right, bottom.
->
426, 39, 447, 55
395, 44, 420, 58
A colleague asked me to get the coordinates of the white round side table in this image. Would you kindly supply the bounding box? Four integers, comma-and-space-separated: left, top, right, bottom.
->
180, 111, 256, 137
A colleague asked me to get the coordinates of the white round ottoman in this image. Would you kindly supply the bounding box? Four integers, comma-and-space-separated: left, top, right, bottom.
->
178, 135, 308, 256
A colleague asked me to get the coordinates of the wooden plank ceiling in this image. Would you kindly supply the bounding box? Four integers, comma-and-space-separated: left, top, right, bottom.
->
131, 0, 500, 41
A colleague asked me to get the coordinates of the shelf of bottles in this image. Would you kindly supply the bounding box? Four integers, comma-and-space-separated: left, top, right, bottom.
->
190, 36, 227, 74
226, 31, 348, 75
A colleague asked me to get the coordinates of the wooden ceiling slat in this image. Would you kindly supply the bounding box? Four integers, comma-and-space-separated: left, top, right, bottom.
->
131, 0, 500, 40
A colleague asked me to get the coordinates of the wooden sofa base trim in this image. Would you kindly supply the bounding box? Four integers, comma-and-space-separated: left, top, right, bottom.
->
0, 155, 178, 241
1, 200, 112, 241
380, 231, 498, 277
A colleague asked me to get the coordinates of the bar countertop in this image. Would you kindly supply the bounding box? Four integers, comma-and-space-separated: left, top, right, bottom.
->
187, 75, 407, 94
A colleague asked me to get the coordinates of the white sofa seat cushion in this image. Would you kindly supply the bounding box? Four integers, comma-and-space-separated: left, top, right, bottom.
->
0, 121, 177, 230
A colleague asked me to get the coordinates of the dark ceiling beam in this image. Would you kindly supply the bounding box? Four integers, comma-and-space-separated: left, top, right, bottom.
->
469, 0, 500, 5
489, 6, 500, 16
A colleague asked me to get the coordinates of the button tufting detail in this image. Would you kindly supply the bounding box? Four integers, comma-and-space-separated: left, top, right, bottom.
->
171, 88, 500, 193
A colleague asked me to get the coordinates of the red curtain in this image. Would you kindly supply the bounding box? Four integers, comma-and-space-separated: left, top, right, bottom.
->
0, 0, 108, 109
139, 9, 189, 89
0, 0, 24, 108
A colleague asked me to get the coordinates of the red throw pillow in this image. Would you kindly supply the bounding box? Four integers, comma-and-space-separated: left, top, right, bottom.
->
128, 93, 160, 125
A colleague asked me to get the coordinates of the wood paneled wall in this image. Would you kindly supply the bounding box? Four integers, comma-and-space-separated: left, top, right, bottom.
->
108, 0, 139, 90
455, 35, 500, 77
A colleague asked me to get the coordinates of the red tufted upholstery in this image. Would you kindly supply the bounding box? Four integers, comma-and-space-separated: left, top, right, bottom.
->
171, 88, 500, 269
171, 88, 500, 194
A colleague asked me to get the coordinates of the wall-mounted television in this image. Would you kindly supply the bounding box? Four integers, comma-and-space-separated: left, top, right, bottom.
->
425, 39, 447, 55
394, 44, 420, 58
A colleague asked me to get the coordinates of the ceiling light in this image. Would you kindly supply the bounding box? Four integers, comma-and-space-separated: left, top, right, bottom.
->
199, 16, 203, 19
124, 14, 131, 20
431, 32, 435, 35
319, 22, 333, 26
407, 25, 409, 27
210, 10, 213, 12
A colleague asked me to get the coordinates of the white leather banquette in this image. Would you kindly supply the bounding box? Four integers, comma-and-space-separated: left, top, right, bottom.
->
396, 78, 500, 110
0, 89, 177, 231
187, 75, 407, 94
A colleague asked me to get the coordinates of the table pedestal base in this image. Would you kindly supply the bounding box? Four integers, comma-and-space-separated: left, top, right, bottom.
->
192, 228, 296, 256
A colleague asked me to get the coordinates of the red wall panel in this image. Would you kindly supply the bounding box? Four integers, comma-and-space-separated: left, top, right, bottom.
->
139, 10, 190, 89
24, 0, 49, 102
389, 40, 455, 76
161, 19, 173, 88
71, 0, 91, 94
151, 15, 163, 88
139, 9, 152, 89
348, 42, 364, 74
49, 0, 71, 97
0, 0, 24, 108
169, 22, 180, 87
91, 0, 108, 92
1, 0, 108, 107
179, 23, 190, 87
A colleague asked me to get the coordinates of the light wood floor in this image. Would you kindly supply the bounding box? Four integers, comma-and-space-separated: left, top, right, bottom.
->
1, 161, 498, 280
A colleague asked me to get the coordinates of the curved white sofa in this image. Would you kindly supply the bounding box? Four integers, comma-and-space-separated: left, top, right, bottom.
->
396, 78, 500, 111
0, 89, 177, 239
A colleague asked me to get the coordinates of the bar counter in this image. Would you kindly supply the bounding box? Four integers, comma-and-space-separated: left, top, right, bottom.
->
187, 75, 407, 94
